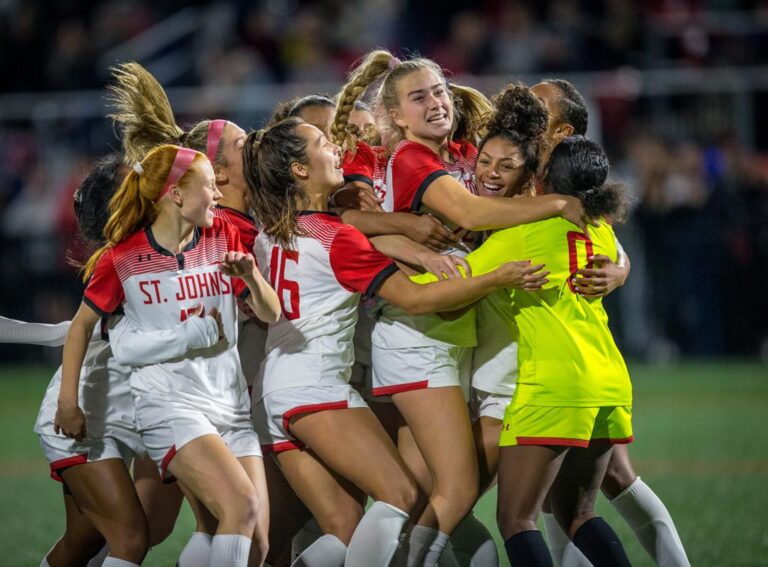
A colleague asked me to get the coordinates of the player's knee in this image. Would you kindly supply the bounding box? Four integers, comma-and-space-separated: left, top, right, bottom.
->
378, 474, 420, 514
60, 531, 105, 564
223, 489, 262, 533
436, 474, 478, 515
107, 524, 150, 562
320, 503, 364, 543
496, 513, 537, 540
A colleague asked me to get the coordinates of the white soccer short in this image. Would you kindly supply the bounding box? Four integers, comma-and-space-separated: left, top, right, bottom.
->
39, 431, 142, 482
469, 388, 513, 422
371, 344, 471, 399
139, 408, 261, 481
253, 384, 368, 453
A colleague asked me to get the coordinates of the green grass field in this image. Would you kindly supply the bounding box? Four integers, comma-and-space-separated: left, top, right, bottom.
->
1, 362, 767, 566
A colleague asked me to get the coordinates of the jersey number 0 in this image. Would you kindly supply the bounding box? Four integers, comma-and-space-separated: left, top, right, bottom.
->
269, 247, 300, 320
566, 231, 593, 294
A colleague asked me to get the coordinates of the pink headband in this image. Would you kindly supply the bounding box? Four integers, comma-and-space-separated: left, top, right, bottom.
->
156, 147, 198, 202
206, 119, 227, 163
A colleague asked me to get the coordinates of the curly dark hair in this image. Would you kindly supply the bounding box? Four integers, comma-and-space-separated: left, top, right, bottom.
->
479, 83, 548, 176
243, 118, 310, 249
546, 136, 628, 222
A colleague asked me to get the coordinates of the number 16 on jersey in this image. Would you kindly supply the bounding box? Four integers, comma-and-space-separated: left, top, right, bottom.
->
269, 247, 300, 320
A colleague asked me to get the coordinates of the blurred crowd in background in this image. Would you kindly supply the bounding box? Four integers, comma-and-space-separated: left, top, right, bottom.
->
1, 0, 767, 362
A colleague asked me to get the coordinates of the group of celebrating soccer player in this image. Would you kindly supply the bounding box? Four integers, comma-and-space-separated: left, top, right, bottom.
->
0, 49, 692, 567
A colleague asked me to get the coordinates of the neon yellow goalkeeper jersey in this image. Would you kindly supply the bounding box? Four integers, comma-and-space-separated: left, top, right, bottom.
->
413, 218, 631, 407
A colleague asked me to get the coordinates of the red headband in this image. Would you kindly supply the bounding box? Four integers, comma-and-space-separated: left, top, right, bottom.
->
156, 147, 199, 202
206, 119, 227, 163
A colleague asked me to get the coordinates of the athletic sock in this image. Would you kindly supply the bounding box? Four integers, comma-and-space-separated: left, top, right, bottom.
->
39, 558, 51, 567
291, 518, 324, 562
291, 534, 347, 567
102, 559, 140, 567
562, 544, 593, 567
610, 476, 691, 567
210, 534, 251, 567
424, 531, 453, 567
504, 530, 553, 566
572, 517, 630, 567
448, 513, 498, 567
542, 513, 591, 567
87, 545, 110, 567
402, 525, 439, 567
177, 532, 213, 567
344, 501, 408, 567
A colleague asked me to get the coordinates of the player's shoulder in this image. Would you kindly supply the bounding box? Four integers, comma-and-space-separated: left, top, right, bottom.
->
449, 139, 478, 161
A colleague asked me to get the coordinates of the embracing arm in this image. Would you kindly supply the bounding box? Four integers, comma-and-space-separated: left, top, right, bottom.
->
54, 302, 101, 440
369, 234, 470, 279
422, 175, 587, 232
341, 209, 458, 251
109, 308, 222, 366
376, 258, 545, 316
0, 316, 71, 347
573, 238, 631, 297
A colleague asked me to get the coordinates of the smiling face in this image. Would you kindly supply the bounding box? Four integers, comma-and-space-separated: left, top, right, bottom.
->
216, 122, 247, 194
294, 123, 344, 197
178, 158, 221, 228
391, 68, 453, 146
348, 108, 378, 144
475, 136, 530, 198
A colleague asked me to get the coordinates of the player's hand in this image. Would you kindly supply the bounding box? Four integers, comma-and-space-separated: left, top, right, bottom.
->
494, 260, 548, 291
557, 195, 596, 233
421, 253, 471, 280
220, 251, 256, 278
404, 214, 459, 251
206, 307, 225, 341
573, 254, 628, 297
54, 403, 87, 441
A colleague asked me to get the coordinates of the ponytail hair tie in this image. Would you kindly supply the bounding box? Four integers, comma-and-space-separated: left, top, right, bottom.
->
388, 57, 402, 71
133, 162, 144, 175
155, 147, 198, 202
206, 119, 227, 163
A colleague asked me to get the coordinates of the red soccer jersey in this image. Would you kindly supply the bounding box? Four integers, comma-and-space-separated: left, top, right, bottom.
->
213, 205, 258, 252
342, 142, 389, 202
84, 217, 248, 321
387, 139, 478, 213
254, 211, 397, 393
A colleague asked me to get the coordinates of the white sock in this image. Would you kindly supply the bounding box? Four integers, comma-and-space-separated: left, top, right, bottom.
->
102, 559, 140, 567
611, 477, 691, 567
39, 558, 51, 567
178, 532, 213, 567
86, 545, 110, 567
401, 525, 438, 567
344, 501, 409, 567
291, 534, 347, 567
210, 534, 251, 567
291, 518, 324, 562
562, 544, 592, 567
542, 512, 591, 567
448, 513, 497, 567
424, 531, 452, 567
